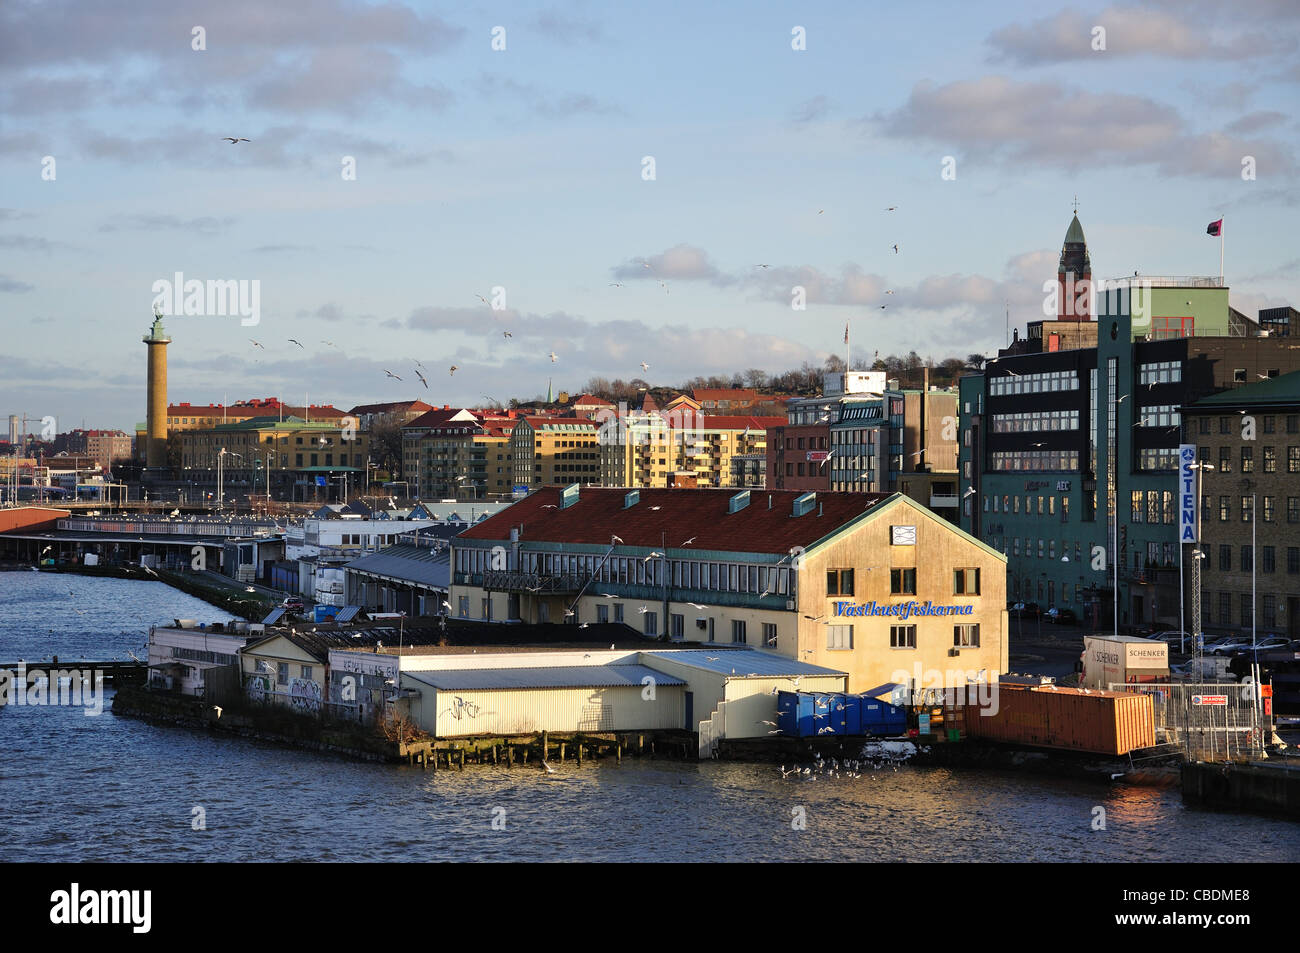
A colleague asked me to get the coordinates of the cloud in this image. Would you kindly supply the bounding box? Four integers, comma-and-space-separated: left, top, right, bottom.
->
532, 10, 604, 43
475, 75, 621, 118
0, 234, 71, 254
987, 6, 1296, 64
98, 214, 235, 236
878, 75, 1296, 177
611, 244, 736, 285
247, 48, 453, 115
0, 274, 34, 293
1224, 111, 1289, 135
791, 95, 831, 123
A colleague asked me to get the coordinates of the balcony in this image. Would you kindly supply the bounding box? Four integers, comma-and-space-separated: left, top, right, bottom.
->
479, 570, 586, 593
929, 494, 959, 509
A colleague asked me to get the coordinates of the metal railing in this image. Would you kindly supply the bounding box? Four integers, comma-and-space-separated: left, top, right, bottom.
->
1111, 682, 1265, 763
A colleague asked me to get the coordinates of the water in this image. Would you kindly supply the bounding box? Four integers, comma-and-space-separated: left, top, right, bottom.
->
1, 571, 1297, 862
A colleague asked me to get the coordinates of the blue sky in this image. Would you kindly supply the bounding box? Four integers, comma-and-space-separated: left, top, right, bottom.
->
2, 0, 1297, 431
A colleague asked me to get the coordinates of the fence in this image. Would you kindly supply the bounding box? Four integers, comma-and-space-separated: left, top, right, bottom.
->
1111, 682, 1265, 763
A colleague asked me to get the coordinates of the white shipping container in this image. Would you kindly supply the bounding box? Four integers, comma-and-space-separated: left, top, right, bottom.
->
1081, 636, 1168, 690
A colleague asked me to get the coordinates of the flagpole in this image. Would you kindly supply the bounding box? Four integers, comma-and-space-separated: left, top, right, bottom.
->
1219, 215, 1224, 281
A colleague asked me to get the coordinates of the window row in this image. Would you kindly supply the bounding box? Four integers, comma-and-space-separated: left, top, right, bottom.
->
989, 370, 1079, 396
990, 410, 1080, 433
990, 450, 1080, 472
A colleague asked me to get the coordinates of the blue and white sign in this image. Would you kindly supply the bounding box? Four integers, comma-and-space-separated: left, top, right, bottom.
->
1178, 444, 1196, 543
315, 475, 327, 487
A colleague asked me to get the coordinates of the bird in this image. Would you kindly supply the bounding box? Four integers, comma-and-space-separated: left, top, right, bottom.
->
640, 362, 650, 372
549, 351, 558, 363
892, 244, 899, 254
817, 209, 825, 215
449, 365, 458, 376
414, 369, 428, 389
884, 290, 895, 295
885, 206, 898, 211
681, 536, 696, 546
212, 705, 224, 717
502, 330, 512, 338
804, 614, 824, 622
244, 586, 255, 592
415, 359, 425, 369
288, 338, 303, 348
250, 339, 264, 349
322, 340, 337, 348
880, 305, 887, 310
441, 600, 453, 611
704, 656, 720, 661
541, 761, 556, 774
222, 137, 250, 144
475, 294, 488, 304
758, 720, 778, 727
642, 551, 663, 563
541, 504, 557, 509
383, 369, 402, 381
754, 264, 769, 269
169, 508, 180, 517
610, 535, 624, 544
609, 282, 624, 287
637, 606, 650, 614
688, 603, 708, 610
658, 280, 669, 294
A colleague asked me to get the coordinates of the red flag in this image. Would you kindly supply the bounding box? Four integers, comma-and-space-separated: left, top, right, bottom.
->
1206, 218, 1222, 237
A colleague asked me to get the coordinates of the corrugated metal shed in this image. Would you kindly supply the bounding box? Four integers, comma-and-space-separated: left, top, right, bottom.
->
405, 664, 685, 691
261, 607, 286, 625
643, 649, 846, 679
345, 545, 450, 589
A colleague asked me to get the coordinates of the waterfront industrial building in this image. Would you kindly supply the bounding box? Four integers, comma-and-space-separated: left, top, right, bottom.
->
449, 485, 1007, 694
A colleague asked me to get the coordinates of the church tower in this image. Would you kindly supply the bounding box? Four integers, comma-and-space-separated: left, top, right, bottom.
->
1057, 207, 1092, 322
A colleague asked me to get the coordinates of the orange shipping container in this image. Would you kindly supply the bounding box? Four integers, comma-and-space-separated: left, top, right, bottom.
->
964, 686, 1155, 755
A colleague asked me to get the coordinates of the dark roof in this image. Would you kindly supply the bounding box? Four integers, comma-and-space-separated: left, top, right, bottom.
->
1186, 370, 1300, 409
405, 664, 685, 691
345, 544, 451, 590
457, 486, 894, 555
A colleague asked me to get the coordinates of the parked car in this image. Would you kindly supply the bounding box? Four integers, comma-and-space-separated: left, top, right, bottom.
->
282, 597, 305, 613
1208, 636, 1256, 656
1196, 633, 1232, 651
1044, 607, 1077, 625
1227, 636, 1291, 656
1009, 602, 1041, 619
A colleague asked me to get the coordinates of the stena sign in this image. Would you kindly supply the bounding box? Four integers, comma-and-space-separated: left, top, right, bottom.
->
1178, 444, 1196, 543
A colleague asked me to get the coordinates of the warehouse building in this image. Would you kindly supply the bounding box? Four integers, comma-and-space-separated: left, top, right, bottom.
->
450, 485, 1007, 694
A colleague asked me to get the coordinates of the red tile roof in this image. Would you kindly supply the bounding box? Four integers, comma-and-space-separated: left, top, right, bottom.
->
693, 388, 758, 403
348, 400, 435, 416
459, 486, 893, 554
404, 408, 480, 429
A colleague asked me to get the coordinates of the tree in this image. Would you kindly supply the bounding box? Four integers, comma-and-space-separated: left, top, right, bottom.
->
966, 353, 987, 371
367, 413, 405, 474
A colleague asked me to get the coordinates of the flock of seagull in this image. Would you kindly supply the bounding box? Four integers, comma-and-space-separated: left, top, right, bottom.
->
778, 752, 901, 781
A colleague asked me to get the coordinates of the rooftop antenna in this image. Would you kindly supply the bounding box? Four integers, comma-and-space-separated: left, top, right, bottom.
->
1005, 300, 1010, 347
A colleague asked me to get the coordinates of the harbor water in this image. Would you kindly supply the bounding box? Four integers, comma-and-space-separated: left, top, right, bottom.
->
1, 571, 1296, 862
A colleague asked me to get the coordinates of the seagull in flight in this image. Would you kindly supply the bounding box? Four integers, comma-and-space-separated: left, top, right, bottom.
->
222, 137, 250, 144
610, 535, 623, 544
414, 369, 428, 388
754, 263, 769, 269
475, 294, 489, 305
640, 361, 650, 372
658, 280, 669, 294
250, 339, 264, 349
541, 760, 556, 775
704, 656, 720, 661
288, 338, 303, 348
885, 206, 898, 211
503, 330, 512, 338
641, 551, 664, 563
609, 282, 624, 287
681, 536, 696, 545
383, 369, 402, 381
449, 365, 458, 375
321, 340, 337, 348
549, 351, 558, 363
892, 243, 900, 254
688, 603, 708, 610
884, 290, 895, 295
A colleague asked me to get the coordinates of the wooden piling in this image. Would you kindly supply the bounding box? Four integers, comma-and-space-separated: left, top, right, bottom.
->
576, 744, 583, 766
559, 742, 565, 762
617, 741, 622, 763
542, 731, 548, 761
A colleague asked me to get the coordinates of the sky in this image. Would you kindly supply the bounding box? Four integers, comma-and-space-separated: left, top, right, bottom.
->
2, 0, 1298, 433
